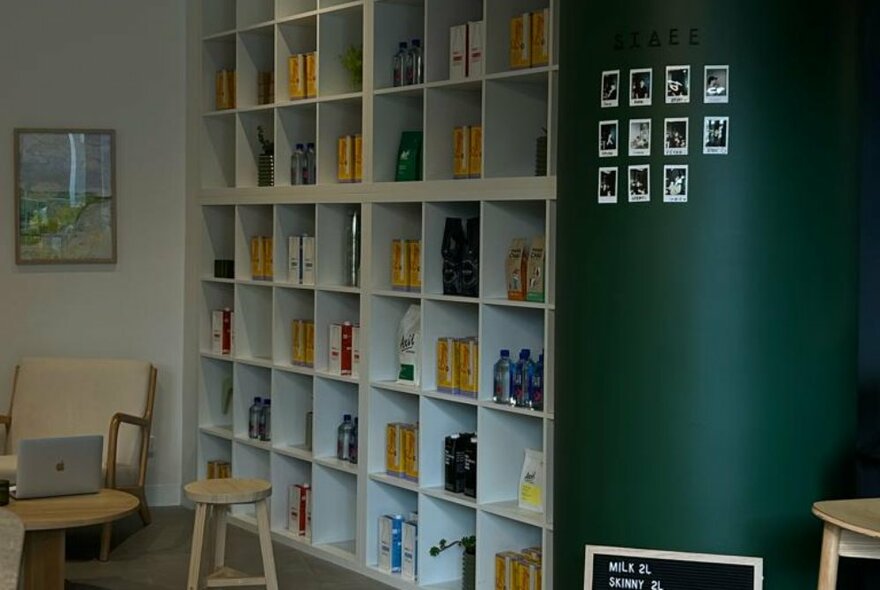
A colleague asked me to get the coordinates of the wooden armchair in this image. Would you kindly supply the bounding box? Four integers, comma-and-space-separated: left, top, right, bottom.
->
0, 357, 157, 561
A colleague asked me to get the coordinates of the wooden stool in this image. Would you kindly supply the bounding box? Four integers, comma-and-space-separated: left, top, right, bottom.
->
184, 478, 278, 590
813, 498, 880, 589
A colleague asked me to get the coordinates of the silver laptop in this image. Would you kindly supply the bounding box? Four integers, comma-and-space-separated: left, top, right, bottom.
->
15, 435, 103, 499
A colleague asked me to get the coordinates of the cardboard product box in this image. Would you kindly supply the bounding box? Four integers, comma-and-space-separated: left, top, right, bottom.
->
352, 324, 360, 377
403, 424, 419, 482
292, 319, 307, 365
510, 13, 531, 69
250, 236, 264, 280
386, 423, 404, 477
453, 126, 471, 179
450, 24, 468, 80
444, 434, 462, 492
301, 235, 316, 285
526, 235, 545, 302
407, 240, 421, 291
305, 52, 317, 98
304, 321, 315, 367
495, 551, 520, 590
436, 337, 457, 393
378, 514, 404, 573
338, 135, 354, 183
468, 125, 483, 178
513, 557, 541, 590
530, 9, 549, 66
457, 338, 479, 397
391, 239, 409, 291
262, 237, 274, 281
289, 54, 306, 100
340, 321, 354, 375
467, 21, 484, 78
402, 519, 418, 581
329, 323, 342, 374
463, 435, 477, 498
354, 133, 363, 183
506, 238, 529, 300
288, 484, 311, 536
211, 310, 224, 354
289, 236, 302, 284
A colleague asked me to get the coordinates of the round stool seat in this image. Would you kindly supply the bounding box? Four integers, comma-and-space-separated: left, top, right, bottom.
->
185, 478, 271, 505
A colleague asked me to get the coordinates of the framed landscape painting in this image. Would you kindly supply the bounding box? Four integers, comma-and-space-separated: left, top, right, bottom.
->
14, 129, 116, 264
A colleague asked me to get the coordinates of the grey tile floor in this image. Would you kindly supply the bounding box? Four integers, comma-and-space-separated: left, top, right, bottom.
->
64, 507, 393, 590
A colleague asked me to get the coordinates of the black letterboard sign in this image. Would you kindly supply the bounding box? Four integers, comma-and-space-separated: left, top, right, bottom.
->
585, 546, 763, 590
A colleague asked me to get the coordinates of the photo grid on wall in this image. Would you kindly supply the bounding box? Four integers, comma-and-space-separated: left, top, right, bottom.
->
597, 64, 730, 205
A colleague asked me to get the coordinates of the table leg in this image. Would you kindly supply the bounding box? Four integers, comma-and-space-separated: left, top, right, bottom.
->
21, 529, 65, 590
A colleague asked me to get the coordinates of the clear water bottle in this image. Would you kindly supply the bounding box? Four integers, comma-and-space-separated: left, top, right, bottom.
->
259, 398, 271, 441
291, 143, 305, 185
493, 349, 513, 405
337, 414, 353, 460
346, 208, 361, 287
349, 417, 358, 464
522, 353, 537, 410
393, 41, 408, 87
512, 350, 530, 407
408, 39, 423, 85
248, 397, 262, 439
305, 142, 316, 185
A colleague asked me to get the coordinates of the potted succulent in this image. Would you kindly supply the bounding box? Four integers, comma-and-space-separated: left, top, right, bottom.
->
257, 125, 274, 187
430, 535, 476, 590
339, 44, 363, 91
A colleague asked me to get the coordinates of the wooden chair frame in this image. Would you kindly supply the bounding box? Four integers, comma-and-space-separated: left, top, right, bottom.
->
1, 363, 158, 562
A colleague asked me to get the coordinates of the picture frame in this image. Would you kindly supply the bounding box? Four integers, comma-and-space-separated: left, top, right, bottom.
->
14, 128, 116, 265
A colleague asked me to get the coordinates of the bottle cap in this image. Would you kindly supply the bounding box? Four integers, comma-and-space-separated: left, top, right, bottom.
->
399, 41, 408, 49
412, 39, 421, 46
264, 399, 271, 406
296, 143, 304, 149
307, 142, 315, 148
520, 349, 530, 358
344, 414, 352, 421
500, 349, 510, 357
253, 397, 262, 403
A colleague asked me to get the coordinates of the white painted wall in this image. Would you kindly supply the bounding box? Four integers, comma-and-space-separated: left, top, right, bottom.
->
0, 0, 187, 505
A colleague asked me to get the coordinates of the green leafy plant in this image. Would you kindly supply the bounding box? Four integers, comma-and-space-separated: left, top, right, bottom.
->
430, 535, 476, 557
257, 125, 274, 156
339, 44, 363, 89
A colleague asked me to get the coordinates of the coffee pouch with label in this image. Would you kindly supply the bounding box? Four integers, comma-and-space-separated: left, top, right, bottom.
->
461, 217, 480, 297
506, 238, 528, 300
526, 235, 545, 302
442, 218, 466, 295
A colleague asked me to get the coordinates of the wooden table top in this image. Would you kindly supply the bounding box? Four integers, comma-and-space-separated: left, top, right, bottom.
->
4, 489, 139, 531
813, 498, 880, 539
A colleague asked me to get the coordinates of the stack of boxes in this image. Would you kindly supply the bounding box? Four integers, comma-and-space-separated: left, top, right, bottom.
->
290, 319, 315, 368
211, 308, 234, 355
509, 9, 550, 70
288, 52, 318, 100
337, 134, 363, 183
379, 512, 418, 580
206, 460, 231, 479
391, 239, 422, 292
386, 422, 419, 483
250, 236, 274, 281
329, 321, 360, 377
437, 337, 479, 398
444, 433, 477, 498
288, 483, 312, 538
450, 20, 484, 80
453, 125, 482, 180
496, 547, 543, 590
215, 69, 236, 110
288, 234, 316, 285
257, 71, 274, 105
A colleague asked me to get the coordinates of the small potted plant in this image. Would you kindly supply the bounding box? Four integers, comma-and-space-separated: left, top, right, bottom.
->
257, 125, 274, 187
339, 44, 363, 91
430, 535, 476, 590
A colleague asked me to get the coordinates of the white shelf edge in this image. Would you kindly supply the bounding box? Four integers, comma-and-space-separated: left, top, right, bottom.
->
274, 282, 317, 291
479, 500, 546, 529
234, 356, 275, 369
276, 11, 319, 25
485, 66, 552, 82
421, 486, 477, 509
481, 297, 548, 310
371, 289, 421, 300
318, 91, 364, 104
276, 97, 320, 109
233, 436, 273, 452
313, 455, 360, 475
317, 0, 364, 15
202, 29, 236, 42
479, 400, 547, 420
200, 350, 234, 362
274, 362, 315, 377
370, 381, 420, 396
421, 390, 479, 407
375, 84, 425, 97
273, 444, 314, 462
425, 78, 484, 91
369, 472, 420, 493
199, 424, 234, 440
314, 370, 360, 385
201, 276, 236, 284
237, 103, 277, 114
203, 109, 237, 118
316, 284, 361, 294
420, 293, 479, 305
238, 20, 275, 34
314, 539, 358, 561
236, 278, 274, 287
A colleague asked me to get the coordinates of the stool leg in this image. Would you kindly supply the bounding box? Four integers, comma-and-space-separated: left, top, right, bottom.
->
818, 522, 841, 590
187, 503, 209, 590
256, 499, 279, 590
214, 505, 228, 569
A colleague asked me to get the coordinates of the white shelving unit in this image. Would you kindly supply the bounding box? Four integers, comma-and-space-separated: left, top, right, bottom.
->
196, 1, 558, 589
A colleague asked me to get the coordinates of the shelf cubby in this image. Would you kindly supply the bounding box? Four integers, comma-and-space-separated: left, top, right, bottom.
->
317, 99, 363, 184
367, 386, 419, 475
232, 440, 272, 518
233, 363, 272, 439
273, 288, 315, 365
276, 104, 318, 187
238, 27, 275, 108
199, 432, 232, 480
236, 110, 275, 187
313, 377, 359, 460
316, 203, 362, 287
425, 86, 482, 181
543, 417, 554, 525
476, 511, 543, 589
373, 92, 424, 183
235, 284, 273, 361
235, 205, 273, 281
279, 0, 317, 19
419, 396, 477, 489
481, 200, 546, 301
369, 296, 419, 383
272, 369, 314, 452
365, 478, 419, 569
484, 76, 549, 178
318, 5, 364, 97
422, 201, 480, 296
320, 0, 363, 11
270, 451, 313, 533
202, 114, 236, 188
203, 38, 237, 113
373, 0, 425, 91
424, 0, 483, 84
200, 356, 234, 429
237, 0, 274, 29
479, 305, 544, 401
201, 282, 235, 353
202, 205, 236, 278
275, 203, 317, 283
203, 0, 235, 36
421, 299, 479, 393
484, 0, 549, 75
419, 495, 476, 586
543, 308, 555, 414
311, 465, 358, 554
276, 17, 318, 104
478, 409, 543, 506
549, 71, 558, 175
370, 202, 422, 292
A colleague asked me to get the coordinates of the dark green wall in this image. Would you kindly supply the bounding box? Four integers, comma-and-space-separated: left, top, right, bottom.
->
555, 2, 861, 588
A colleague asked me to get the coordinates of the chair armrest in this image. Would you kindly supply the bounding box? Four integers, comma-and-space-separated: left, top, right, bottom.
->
106, 412, 151, 488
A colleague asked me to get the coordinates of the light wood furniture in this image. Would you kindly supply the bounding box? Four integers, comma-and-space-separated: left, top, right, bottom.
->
0, 508, 24, 590
0, 357, 158, 561
813, 498, 880, 589
5, 489, 139, 590
184, 478, 278, 590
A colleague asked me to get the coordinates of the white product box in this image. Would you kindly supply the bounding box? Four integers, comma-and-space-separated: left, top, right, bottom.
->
288, 484, 311, 536
402, 519, 418, 581
467, 20, 484, 78
302, 235, 316, 285
288, 236, 302, 284
211, 310, 223, 354
450, 24, 468, 80
329, 323, 342, 374
378, 514, 403, 574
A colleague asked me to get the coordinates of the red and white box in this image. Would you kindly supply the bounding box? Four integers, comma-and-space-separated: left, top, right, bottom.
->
330, 321, 354, 375
212, 308, 233, 355
450, 24, 468, 80
352, 324, 360, 377
329, 323, 342, 374
467, 20, 484, 78
288, 483, 311, 537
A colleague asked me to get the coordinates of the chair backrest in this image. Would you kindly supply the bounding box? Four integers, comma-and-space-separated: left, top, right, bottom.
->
8, 357, 153, 469
0, 508, 24, 590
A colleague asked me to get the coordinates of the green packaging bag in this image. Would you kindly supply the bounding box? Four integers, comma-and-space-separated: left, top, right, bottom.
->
396, 131, 423, 182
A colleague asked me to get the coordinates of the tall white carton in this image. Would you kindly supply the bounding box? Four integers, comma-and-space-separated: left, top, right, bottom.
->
288, 236, 302, 284
467, 20, 484, 78
329, 323, 342, 374
211, 310, 223, 354
402, 519, 418, 581
450, 24, 468, 80
302, 235, 316, 285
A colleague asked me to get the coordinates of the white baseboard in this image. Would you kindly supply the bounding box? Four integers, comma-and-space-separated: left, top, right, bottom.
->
145, 483, 180, 506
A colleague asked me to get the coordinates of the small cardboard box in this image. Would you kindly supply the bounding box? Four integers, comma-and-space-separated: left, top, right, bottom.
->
467, 20, 484, 77
450, 24, 468, 80
510, 13, 531, 69
289, 54, 306, 99
530, 9, 549, 66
